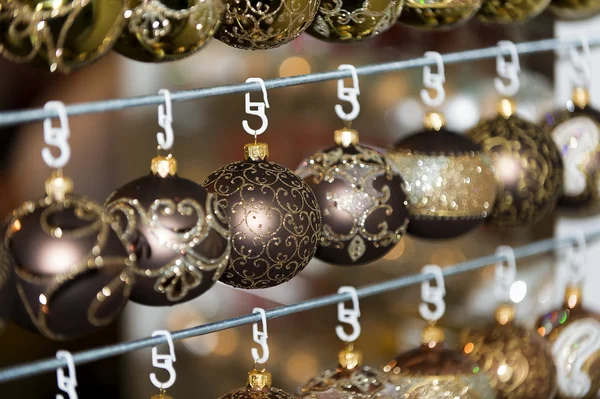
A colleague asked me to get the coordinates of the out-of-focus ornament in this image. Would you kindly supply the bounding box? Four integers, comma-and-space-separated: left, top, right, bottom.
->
203, 79, 321, 289
0, 0, 126, 73
476, 0, 550, 23
115, 0, 224, 63
0, 240, 15, 332
306, 0, 403, 42
397, 0, 482, 30
297, 65, 409, 266
106, 90, 231, 306
7, 102, 135, 340
549, 0, 600, 18
215, 0, 319, 50
387, 52, 497, 239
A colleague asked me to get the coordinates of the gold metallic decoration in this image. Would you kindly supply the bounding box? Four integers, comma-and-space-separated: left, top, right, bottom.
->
244, 142, 270, 161
334, 128, 359, 147
115, 0, 224, 63
306, 0, 403, 42
423, 110, 445, 132
218, 368, 295, 399
476, 0, 550, 23
0, 0, 126, 73
215, 0, 319, 50
397, 0, 482, 30
151, 154, 178, 177
461, 304, 557, 399
549, 0, 600, 19
151, 389, 173, 399
468, 98, 564, 227
497, 97, 516, 119
573, 87, 591, 110
536, 285, 600, 399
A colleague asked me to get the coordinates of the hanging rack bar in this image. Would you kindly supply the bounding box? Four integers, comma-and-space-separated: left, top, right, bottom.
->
0, 35, 598, 128
0, 229, 599, 384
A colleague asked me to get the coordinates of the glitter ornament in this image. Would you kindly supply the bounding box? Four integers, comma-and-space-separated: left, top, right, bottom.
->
296, 127, 409, 266
219, 368, 295, 399
397, 0, 482, 29
461, 304, 557, 399
548, 0, 600, 18
476, 0, 550, 23
105, 154, 231, 307
203, 142, 321, 289
115, 0, 224, 63
0, 0, 126, 73
468, 98, 564, 227
387, 111, 497, 239
7, 172, 136, 340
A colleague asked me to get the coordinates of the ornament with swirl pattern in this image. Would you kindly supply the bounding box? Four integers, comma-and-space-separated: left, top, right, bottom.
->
397, 0, 482, 29
296, 127, 409, 266
476, 0, 550, 23
0, 0, 126, 73
219, 368, 295, 399
115, 0, 224, 63
548, 0, 600, 19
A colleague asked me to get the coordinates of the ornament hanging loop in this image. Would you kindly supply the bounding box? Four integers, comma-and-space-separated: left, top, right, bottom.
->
336, 286, 361, 343
495, 41, 521, 98
568, 36, 592, 89
335, 65, 361, 122
157, 89, 174, 151
495, 245, 517, 302
149, 330, 177, 391
419, 265, 446, 323
243, 78, 270, 137
42, 101, 71, 170
56, 350, 78, 399
251, 308, 269, 365
421, 51, 446, 108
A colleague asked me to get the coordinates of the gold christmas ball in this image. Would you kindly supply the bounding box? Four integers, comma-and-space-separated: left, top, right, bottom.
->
476, 0, 550, 23
536, 285, 600, 399
306, 0, 403, 42
0, 0, 126, 73
215, 0, 319, 49
115, 0, 224, 63
219, 368, 295, 399
548, 0, 600, 19
461, 304, 557, 399
468, 98, 563, 227
397, 0, 482, 30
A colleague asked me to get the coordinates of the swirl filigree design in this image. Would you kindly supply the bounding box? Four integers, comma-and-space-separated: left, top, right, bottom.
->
300, 366, 399, 399
476, 0, 550, 23
219, 387, 295, 399
549, 0, 600, 19
397, 0, 481, 29
203, 160, 322, 289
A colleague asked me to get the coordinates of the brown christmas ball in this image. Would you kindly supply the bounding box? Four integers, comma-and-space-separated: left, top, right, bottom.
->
0, 241, 16, 332
542, 88, 600, 207
476, 0, 550, 23
0, 0, 126, 73
548, 0, 600, 19
385, 325, 498, 398
468, 99, 564, 227
536, 285, 600, 399
115, 0, 224, 63
105, 155, 231, 307
219, 368, 295, 399
387, 112, 497, 239
306, 0, 403, 42
203, 143, 321, 289
300, 344, 400, 399
6, 173, 136, 340
296, 128, 409, 266
461, 304, 557, 399
397, 0, 481, 29
215, 0, 319, 49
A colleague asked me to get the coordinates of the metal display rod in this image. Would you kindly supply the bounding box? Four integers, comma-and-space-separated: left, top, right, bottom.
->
0, 36, 599, 128
0, 230, 599, 384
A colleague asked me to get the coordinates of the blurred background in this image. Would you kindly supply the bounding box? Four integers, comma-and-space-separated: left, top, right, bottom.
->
0, 13, 598, 398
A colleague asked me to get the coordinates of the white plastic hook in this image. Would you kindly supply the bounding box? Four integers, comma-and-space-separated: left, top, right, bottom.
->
157, 89, 174, 151
565, 232, 588, 286
421, 52, 446, 108
569, 36, 592, 89
495, 246, 517, 303
149, 330, 177, 391
42, 101, 71, 169
495, 41, 521, 97
251, 308, 269, 365
419, 265, 446, 323
335, 286, 361, 343
56, 350, 78, 399
243, 78, 270, 138
335, 65, 361, 122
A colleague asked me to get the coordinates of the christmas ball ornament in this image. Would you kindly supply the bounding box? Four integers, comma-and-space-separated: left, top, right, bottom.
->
387, 111, 497, 239
397, 0, 482, 29
536, 285, 600, 399
461, 304, 557, 399
476, 0, 550, 23
296, 127, 409, 266
203, 142, 322, 289
215, 0, 319, 49
548, 0, 600, 19
115, 0, 224, 63
0, 0, 126, 73
0, 241, 16, 332
105, 154, 231, 307
306, 0, 403, 42
385, 325, 498, 398
543, 88, 600, 207
468, 98, 564, 227
220, 368, 295, 399
6, 172, 136, 340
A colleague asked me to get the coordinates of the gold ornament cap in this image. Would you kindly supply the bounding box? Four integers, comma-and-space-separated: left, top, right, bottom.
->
45, 170, 74, 201
495, 303, 516, 325
151, 391, 173, 399
423, 111, 446, 131
334, 127, 359, 147
565, 284, 583, 309
338, 344, 362, 370
244, 142, 269, 161
421, 324, 445, 348
497, 98, 516, 119
151, 154, 177, 177
247, 368, 272, 391
572, 87, 590, 109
